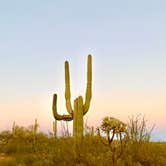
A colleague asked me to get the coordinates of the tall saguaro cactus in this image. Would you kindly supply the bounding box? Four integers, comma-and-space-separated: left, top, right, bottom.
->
52, 55, 92, 145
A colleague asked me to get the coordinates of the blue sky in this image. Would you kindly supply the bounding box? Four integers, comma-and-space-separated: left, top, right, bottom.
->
0, 0, 166, 141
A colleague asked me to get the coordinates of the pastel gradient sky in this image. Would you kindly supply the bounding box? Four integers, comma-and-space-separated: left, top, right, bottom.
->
0, 1, 166, 141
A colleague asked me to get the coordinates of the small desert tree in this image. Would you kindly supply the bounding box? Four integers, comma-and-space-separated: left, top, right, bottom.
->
99, 116, 128, 165
100, 116, 127, 145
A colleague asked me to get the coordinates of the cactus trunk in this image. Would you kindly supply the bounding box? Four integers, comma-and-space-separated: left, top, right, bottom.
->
73, 96, 84, 146
52, 55, 92, 162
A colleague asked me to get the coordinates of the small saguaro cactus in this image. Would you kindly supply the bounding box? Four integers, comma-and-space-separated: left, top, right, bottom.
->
33, 118, 39, 136
33, 118, 39, 150
91, 126, 94, 137
52, 55, 92, 146
53, 120, 57, 138
12, 121, 16, 136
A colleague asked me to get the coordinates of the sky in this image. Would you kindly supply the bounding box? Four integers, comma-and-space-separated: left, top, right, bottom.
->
0, 0, 166, 141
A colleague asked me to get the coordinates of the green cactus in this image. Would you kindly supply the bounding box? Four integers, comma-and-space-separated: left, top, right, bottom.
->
12, 121, 16, 136
52, 54, 92, 145
91, 126, 94, 137
33, 118, 39, 137
33, 118, 39, 151
53, 120, 57, 138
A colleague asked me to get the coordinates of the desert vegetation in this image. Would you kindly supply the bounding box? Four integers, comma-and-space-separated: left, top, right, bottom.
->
0, 55, 165, 166
0, 116, 166, 166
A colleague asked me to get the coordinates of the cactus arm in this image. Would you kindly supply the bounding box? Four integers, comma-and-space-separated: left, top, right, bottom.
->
65, 61, 73, 115
52, 94, 73, 121
83, 54, 92, 115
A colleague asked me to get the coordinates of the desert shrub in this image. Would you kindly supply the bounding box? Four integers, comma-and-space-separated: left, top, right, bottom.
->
0, 159, 17, 166
121, 115, 156, 165
127, 115, 154, 142
0, 131, 12, 153
0, 119, 165, 166
0, 154, 17, 166
0, 136, 166, 166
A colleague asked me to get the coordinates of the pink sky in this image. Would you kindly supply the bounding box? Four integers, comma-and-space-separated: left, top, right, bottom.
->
0, 89, 165, 141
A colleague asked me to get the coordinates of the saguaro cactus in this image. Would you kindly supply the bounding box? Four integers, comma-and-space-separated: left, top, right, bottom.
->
12, 121, 16, 136
34, 118, 38, 136
52, 55, 92, 145
53, 120, 57, 138
33, 118, 39, 151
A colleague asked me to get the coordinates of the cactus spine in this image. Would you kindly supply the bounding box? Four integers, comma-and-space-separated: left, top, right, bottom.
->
52, 55, 92, 144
